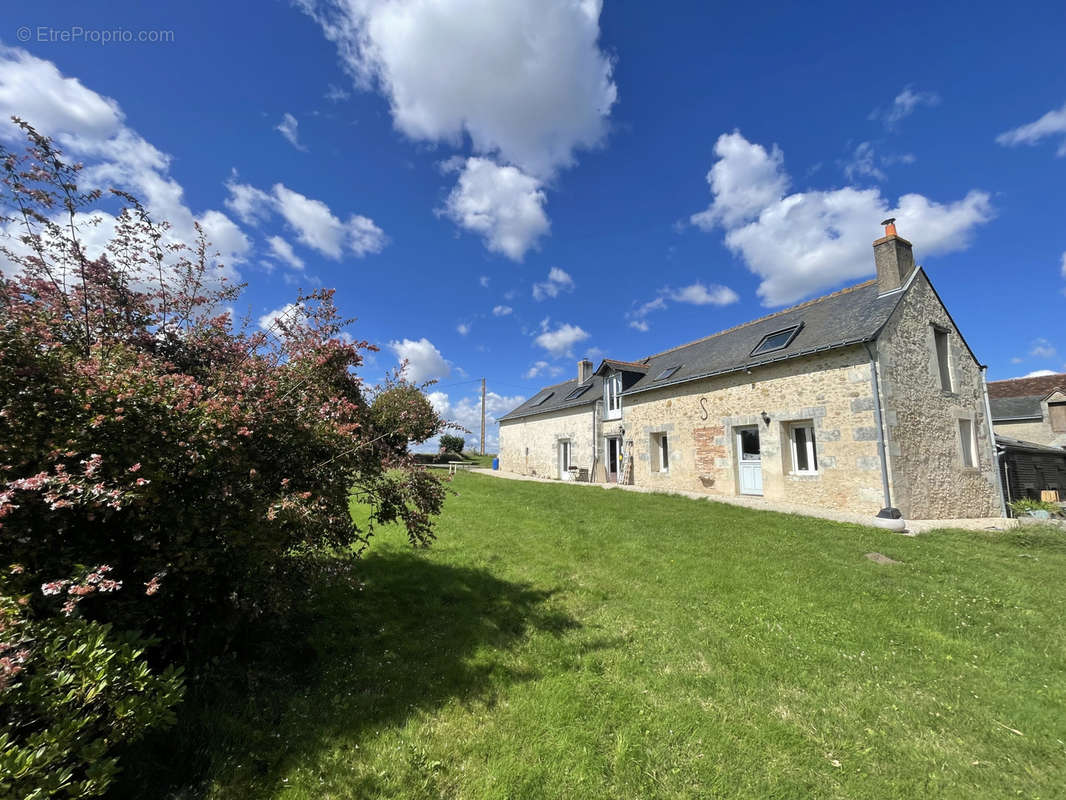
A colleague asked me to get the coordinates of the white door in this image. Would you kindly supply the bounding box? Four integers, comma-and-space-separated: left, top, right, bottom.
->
559, 439, 571, 479
737, 427, 763, 495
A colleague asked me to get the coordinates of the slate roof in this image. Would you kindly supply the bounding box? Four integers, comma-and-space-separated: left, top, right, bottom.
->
623, 277, 906, 396
989, 395, 1044, 421
988, 372, 1066, 399
498, 374, 605, 422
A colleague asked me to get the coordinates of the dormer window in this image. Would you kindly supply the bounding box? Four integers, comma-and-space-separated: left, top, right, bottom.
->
751, 324, 802, 357
604, 373, 622, 419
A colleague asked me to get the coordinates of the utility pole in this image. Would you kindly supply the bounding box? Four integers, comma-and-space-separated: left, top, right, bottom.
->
480, 377, 486, 456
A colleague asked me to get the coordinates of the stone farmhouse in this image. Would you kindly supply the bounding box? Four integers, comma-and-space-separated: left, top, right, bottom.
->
498, 223, 1005, 521
988, 372, 1066, 449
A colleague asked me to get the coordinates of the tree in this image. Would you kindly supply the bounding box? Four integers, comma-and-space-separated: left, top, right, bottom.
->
0, 118, 449, 795
439, 434, 466, 455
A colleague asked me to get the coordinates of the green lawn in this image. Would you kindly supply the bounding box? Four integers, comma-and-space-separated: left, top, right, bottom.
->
124, 473, 1066, 799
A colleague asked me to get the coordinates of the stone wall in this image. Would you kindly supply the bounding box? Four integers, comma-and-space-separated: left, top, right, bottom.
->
874, 271, 1002, 518
498, 404, 597, 479
619, 346, 887, 514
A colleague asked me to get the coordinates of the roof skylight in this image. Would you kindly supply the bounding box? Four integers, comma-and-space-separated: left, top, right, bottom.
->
750, 325, 802, 356
654, 365, 681, 381
564, 384, 591, 400
531, 391, 554, 406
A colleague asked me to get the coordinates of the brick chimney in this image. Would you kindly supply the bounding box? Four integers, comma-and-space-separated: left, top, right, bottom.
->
578, 359, 593, 384
873, 218, 915, 295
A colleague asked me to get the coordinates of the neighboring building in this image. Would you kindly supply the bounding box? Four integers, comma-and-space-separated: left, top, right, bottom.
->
499, 222, 1004, 520
988, 372, 1066, 448
995, 435, 1066, 505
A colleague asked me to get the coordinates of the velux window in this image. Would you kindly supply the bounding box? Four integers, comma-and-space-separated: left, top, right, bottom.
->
532, 391, 554, 407
751, 325, 801, 357
654, 365, 680, 381
604, 373, 622, 419
565, 384, 591, 401
789, 422, 818, 474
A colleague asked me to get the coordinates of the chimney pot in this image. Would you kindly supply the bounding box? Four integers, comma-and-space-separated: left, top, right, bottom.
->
577, 359, 593, 384
873, 221, 914, 295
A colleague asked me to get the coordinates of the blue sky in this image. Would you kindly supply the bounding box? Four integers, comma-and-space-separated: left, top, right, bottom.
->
2, 1, 1065, 450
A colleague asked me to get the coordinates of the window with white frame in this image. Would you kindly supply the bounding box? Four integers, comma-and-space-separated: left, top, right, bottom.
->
788, 422, 819, 474
933, 326, 953, 392
651, 432, 669, 473
958, 418, 976, 468
604, 373, 622, 419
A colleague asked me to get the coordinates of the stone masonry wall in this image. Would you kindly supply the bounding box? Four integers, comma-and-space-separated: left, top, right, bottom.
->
875, 271, 1001, 519
620, 346, 887, 515
499, 404, 597, 479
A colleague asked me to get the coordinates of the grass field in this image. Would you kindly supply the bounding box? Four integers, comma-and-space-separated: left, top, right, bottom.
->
125, 472, 1066, 799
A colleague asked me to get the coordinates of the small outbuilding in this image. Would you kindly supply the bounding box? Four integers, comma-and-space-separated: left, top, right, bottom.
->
995, 434, 1066, 506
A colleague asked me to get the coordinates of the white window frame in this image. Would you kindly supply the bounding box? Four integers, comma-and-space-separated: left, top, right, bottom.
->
558, 439, 572, 477
651, 432, 669, 473
958, 418, 976, 468
604, 373, 622, 420
788, 422, 819, 475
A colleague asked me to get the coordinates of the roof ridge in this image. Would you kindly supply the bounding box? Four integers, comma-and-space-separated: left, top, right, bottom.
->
641, 279, 878, 362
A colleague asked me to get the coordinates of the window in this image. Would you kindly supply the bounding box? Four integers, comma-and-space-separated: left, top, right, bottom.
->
789, 422, 819, 474
532, 391, 554, 406
559, 439, 571, 475
958, 418, 976, 468
604, 373, 622, 419
565, 384, 591, 401
651, 432, 669, 472
654, 365, 680, 381
751, 325, 802, 356
1050, 402, 1066, 433
934, 326, 952, 392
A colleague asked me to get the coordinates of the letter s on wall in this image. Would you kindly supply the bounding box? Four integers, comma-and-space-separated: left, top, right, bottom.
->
699, 397, 708, 421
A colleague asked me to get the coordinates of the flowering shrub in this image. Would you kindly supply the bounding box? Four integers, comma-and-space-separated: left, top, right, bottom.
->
0, 120, 449, 792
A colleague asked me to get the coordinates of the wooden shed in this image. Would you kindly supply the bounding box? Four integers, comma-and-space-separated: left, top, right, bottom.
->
996, 435, 1066, 507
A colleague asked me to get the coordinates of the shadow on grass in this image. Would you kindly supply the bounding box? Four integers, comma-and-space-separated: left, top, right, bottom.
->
112, 549, 578, 799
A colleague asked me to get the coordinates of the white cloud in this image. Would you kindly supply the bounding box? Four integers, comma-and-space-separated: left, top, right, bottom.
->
625, 282, 737, 332
417, 388, 526, 453
325, 83, 349, 103
1061, 251, 1066, 279
439, 157, 549, 260
690, 132, 789, 230
297, 0, 615, 259
258, 302, 305, 333
997, 103, 1066, 157
276, 112, 307, 151
534, 319, 589, 358
297, 0, 616, 180
843, 141, 886, 182
479, 275, 490, 288
532, 266, 575, 300
1030, 338, 1057, 359
1019, 369, 1058, 379
225, 178, 387, 259
690, 131, 993, 306
456, 322, 471, 336
524, 360, 563, 379
492, 305, 513, 317
668, 282, 739, 306
0, 46, 249, 283
870, 86, 941, 129
267, 235, 305, 270
388, 337, 451, 384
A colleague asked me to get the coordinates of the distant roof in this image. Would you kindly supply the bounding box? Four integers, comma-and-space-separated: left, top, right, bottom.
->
989, 394, 1043, 421
995, 434, 1066, 456
988, 372, 1066, 400
498, 374, 604, 422
623, 277, 906, 396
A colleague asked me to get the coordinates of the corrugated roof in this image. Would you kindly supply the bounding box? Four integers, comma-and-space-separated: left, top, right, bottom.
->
498, 374, 604, 422
996, 434, 1066, 456
990, 394, 1043, 421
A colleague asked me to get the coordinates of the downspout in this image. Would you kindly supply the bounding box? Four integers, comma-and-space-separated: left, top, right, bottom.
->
980, 365, 1009, 517
590, 397, 599, 482
863, 342, 894, 512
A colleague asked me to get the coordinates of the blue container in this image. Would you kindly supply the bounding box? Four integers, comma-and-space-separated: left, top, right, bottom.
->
492, 458, 499, 470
